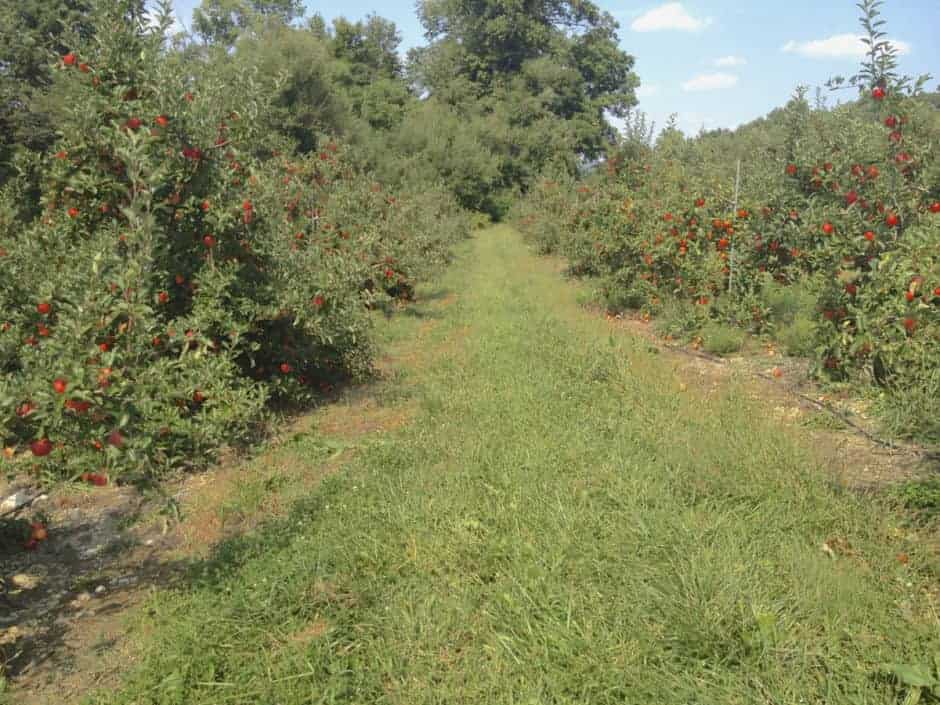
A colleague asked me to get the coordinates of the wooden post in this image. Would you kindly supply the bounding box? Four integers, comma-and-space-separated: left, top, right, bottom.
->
728, 159, 742, 298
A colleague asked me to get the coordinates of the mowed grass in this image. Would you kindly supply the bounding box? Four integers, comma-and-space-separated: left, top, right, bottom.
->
92, 226, 938, 704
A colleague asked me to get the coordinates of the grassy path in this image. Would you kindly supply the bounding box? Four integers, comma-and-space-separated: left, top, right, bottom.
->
96, 227, 937, 704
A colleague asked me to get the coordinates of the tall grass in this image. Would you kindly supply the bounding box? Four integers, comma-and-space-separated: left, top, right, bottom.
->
93, 227, 938, 705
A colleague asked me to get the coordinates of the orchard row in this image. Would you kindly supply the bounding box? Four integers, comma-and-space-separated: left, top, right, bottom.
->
0, 13, 471, 490
514, 84, 939, 442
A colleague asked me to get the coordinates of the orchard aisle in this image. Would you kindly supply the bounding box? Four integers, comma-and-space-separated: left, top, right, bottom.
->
97, 227, 937, 704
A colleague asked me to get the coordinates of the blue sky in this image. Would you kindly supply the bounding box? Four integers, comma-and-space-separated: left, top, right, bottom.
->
166, 0, 939, 136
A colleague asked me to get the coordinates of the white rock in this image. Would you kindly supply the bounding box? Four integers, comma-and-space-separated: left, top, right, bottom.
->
95, 585, 106, 595
0, 492, 31, 513
11, 573, 40, 590
0, 626, 23, 646
80, 545, 103, 559
72, 592, 92, 607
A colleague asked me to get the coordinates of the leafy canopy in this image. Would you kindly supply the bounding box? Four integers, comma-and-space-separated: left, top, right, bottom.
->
412, 0, 638, 203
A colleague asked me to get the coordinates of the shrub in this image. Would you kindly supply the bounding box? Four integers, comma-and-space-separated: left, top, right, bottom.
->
761, 276, 818, 327
701, 323, 746, 356
777, 316, 818, 357
651, 299, 707, 341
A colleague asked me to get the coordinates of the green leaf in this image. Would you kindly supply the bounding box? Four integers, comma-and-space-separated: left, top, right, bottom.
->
883, 663, 938, 688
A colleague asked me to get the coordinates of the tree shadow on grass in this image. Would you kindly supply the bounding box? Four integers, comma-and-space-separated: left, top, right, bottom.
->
374, 287, 454, 321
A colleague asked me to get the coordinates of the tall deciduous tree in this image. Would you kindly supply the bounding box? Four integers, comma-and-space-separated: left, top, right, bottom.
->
231, 25, 348, 152
412, 0, 638, 204
193, 0, 303, 46
329, 16, 411, 130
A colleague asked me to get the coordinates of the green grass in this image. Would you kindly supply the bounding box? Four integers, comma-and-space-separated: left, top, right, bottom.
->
700, 322, 746, 356
799, 410, 850, 432
90, 227, 938, 705
892, 478, 940, 526
777, 314, 818, 357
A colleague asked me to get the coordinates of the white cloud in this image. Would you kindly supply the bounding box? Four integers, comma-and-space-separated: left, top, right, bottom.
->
681, 72, 739, 92
635, 84, 660, 98
631, 3, 712, 32
781, 33, 911, 59
714, 55, 746, 68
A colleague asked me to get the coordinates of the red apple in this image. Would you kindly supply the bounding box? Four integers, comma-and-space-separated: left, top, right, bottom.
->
65, 399, 90, 413
30, 438, 53, 457
30, 523, 48, 541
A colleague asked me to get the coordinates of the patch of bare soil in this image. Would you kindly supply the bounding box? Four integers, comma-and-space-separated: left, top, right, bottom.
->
317, 400, 417, 440
0, 480, 183, 704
